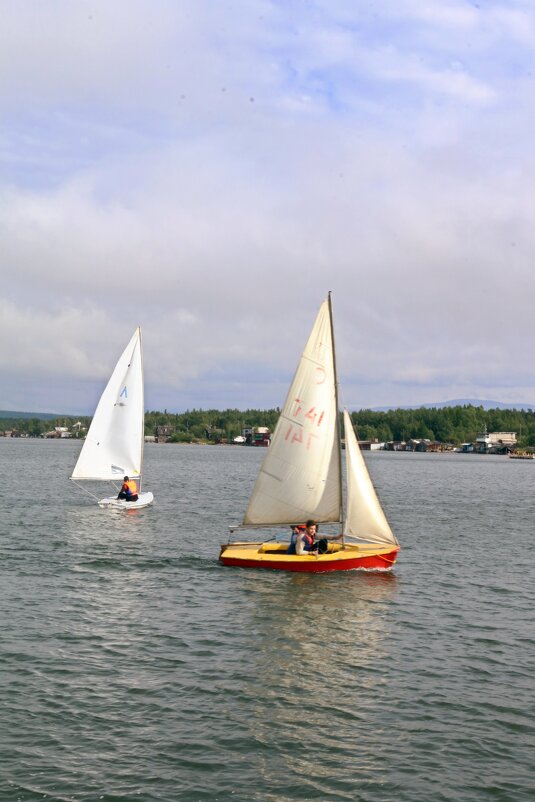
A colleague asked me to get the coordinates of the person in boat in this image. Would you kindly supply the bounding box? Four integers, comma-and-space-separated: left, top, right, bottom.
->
287, 524, 306, 555
117, 476, 139, 502
295, 521, 318, 555
302, 520, 344, 555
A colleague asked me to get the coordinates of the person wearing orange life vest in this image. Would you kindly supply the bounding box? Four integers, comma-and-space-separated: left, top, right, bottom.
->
117, 475, 139, 502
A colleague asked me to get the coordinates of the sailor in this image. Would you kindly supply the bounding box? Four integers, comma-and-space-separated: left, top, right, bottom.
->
117, 476, 139, 502
295, 521, 317, 555
300, 520, 343, 555
287, 524, 305, 555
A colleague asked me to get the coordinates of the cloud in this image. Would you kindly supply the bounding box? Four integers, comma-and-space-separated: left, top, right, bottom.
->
2, 1, 535, 412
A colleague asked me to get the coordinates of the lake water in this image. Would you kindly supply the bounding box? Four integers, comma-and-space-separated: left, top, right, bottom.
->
0, 440, 533, 802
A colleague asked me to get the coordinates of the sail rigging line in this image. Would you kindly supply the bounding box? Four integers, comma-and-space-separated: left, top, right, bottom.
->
327, 292, 344, 541
376, 553, 397, 564
229, 521, 343, 532
70, 480, 100, 502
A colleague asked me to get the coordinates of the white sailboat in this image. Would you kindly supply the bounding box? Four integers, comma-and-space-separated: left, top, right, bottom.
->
70, 327, 154, 509
219, 294, 399, 571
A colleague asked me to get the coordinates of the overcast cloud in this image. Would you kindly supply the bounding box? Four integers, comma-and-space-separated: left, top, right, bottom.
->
2, 0, 535, 414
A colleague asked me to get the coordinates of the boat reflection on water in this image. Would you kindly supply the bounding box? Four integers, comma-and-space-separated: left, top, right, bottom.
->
233, 570, 400, 793
241, 569, 399, 674
285, 568, 398, 609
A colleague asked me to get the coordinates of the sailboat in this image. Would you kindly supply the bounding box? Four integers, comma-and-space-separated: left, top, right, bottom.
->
70, 327, 154, 509
219, 294, 399, 572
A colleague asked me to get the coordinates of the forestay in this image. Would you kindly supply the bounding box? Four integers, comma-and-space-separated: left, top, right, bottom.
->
70, 329, 144, 482
343, 409, 398, 545
243, 299, 342, 526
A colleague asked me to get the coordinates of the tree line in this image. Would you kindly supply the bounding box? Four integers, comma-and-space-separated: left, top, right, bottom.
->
3, 404, 535, 447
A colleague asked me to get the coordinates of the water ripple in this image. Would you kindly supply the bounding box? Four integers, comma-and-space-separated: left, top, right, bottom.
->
0, 444, 534, 801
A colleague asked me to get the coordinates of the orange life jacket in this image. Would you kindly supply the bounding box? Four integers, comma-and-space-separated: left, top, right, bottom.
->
125, 480, 137, 494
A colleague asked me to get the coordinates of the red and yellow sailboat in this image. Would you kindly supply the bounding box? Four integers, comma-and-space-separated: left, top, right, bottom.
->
219, 294, 400, 572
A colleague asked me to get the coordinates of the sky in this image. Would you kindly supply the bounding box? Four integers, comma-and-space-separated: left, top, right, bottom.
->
2, 0, 535, 414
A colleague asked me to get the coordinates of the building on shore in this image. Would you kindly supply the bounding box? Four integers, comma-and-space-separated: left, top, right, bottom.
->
383, 430, 518, 454
357, 439, 384, 451
156, 425, 173, 443
43, 426, 71, 438
474, 429, 516, 454
242, 426, 271, 446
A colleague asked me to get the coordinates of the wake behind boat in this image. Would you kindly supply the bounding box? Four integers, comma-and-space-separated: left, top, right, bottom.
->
219, 294, 399, 572
70, 327, 154, 509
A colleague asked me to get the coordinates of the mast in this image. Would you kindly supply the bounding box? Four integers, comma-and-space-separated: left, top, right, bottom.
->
328, 292, 344, 534
138, 326, 144, 494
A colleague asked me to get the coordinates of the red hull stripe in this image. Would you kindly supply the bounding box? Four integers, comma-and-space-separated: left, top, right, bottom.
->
220, 550, 399, 573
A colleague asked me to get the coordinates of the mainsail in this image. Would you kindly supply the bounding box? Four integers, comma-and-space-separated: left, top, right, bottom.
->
343, 409, 398, 545
243, 299, 342, 526
70, 328, 145, 482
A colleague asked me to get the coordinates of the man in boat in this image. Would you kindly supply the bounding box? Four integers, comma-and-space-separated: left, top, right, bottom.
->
117, 476, 139, 502
295, 521, 318, 555
287, 524, 306, 555
300, 520, 343, 555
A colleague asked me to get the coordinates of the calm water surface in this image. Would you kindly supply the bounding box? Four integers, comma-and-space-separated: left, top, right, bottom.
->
0, 440, 533, 802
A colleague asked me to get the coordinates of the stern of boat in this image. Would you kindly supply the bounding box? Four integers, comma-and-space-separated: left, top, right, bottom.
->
98, 491, 154, 509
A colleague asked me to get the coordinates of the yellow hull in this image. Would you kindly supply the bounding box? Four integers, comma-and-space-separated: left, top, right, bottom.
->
219, 541, 399, 572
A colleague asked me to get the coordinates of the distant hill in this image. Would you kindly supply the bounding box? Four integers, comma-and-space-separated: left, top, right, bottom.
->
370, 399, 535, 412
0, 410, 63, 420
3, 399, 535, 420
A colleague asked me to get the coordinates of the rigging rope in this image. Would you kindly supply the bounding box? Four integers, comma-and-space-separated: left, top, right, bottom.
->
71, 481, 101, 501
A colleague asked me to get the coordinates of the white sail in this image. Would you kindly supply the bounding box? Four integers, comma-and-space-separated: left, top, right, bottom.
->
71, 328, 145, 482
243, 299, 342, 526
343, 409, 397, 545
